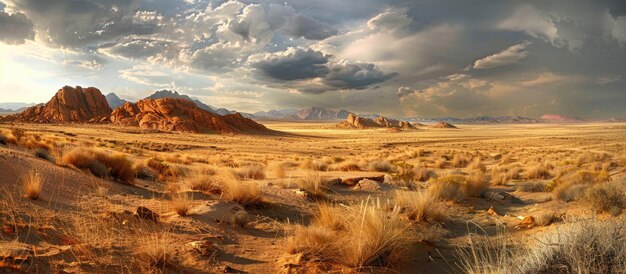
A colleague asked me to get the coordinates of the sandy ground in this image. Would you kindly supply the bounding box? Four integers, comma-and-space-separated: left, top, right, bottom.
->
0, 121, 625, 273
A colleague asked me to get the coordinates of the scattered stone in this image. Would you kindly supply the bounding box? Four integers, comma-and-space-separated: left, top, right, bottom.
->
136, 206, 159, 222
341, 175, 385, 186
353, 179, 383, 191
516, 216, 536, 229
432, 122, 457, 128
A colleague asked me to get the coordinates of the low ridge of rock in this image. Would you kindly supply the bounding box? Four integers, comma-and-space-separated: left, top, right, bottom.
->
110, 98, 269, 134
337, 113, 414, 129
432, 121, 457, 128
1, 86, 111, 123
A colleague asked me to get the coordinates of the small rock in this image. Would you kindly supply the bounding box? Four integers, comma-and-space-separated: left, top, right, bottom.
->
516, 216, 535, 229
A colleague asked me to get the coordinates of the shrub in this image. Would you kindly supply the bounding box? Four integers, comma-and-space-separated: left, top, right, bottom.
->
135, 233, 176, 271
23, 171, 43, 200
413, 167, 437, 182
526, 164, 551, 179
517, 181, 546, 192
170, 193, 193, 216
301, 159, 328, 171
215, 172, 264, 208
268, 162, 286, 178
367, 160, 394, 172
34, 148, 55, 163
296, 172, 330, 199
451, 154, 468, 168
583, 180, 625, 215
62, 148, 135, 182
394, 191, 445, 222
287, 200, 411, 269
236, 163, 266, 180
468, 157, 486, 171
465, 171, 487, 197
428, 175, 466, 201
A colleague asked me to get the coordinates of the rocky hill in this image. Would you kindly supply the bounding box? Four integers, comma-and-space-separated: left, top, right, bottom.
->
110, 98, 269, 134
255, 107, 352, 120
432, 121, 457, 128
337, 113, 414, 129
105, 93, 128, 109
539, 114, 582, 123
1, 86, 111, 123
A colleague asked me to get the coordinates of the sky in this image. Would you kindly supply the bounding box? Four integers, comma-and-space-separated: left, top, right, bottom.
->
0, 0, 625, 118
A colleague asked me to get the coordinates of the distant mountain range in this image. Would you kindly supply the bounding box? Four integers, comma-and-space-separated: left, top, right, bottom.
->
0, 102, 36, 112
105, 93, 127, 109
254, 106, 352, 120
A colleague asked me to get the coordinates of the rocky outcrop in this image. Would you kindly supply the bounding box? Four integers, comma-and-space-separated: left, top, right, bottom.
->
1, 86, 111, 123
337, 113, 414, 129
110, 98, 269, 134
432, 121, 457, 128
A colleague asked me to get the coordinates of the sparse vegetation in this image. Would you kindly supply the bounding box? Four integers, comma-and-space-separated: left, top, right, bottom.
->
23, 171, 43, 200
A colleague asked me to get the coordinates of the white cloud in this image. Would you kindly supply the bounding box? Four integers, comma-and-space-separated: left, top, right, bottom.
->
498, 6, 560, 46
473, 42, 530, 69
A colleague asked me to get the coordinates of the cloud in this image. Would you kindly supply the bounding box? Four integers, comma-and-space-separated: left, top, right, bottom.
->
0, 10, 34, 44
284, 14, 337, 40
473, 42, 530, 69
397, 86, 420, 98
248, 47, 397, 93
498, 6, 560, 46
367, 8, 411, 31
99, 38, 178, 60
249, 48, 330, 81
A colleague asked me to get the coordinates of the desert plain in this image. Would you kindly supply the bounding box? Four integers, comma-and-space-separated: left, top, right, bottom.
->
0, 121, 625, 273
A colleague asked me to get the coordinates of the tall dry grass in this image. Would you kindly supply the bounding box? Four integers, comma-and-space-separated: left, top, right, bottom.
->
23, 171, 43, 200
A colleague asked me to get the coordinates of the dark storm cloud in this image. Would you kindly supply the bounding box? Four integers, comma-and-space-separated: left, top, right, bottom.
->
249, 47, 397, 93
284, 14, 338, 40
2, 0, 160, 48
0, 10, 34, 44
251, 48, 330, 81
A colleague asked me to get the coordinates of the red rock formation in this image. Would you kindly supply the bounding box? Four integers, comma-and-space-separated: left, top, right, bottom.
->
337, 113, 414, 129
110, 98, 269, 134
432, 121, 457, 128
1, 86, 111, 123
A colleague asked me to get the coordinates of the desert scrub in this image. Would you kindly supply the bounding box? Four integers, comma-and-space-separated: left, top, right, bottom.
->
23, 171, 43, 200
61, 148, 135, 182
582, 180, 625, 215
287, 199, 411, 269
394, 190, 445, 222
428, 173, 488, 201
236, 163, 266, 179
170, 193, 193, 216
367, 160, 394, 172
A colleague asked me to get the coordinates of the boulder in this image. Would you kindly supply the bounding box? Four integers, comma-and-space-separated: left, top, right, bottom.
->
341, 175, 386, 186
1, 86, 111, 123
110, 98, 270, 134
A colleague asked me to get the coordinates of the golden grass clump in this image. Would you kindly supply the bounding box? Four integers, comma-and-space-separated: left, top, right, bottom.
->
526, 164, 552, 179
268, 162, 286, 178
236, 163, 266, 179
467, 157, 485, 171
465, 171, 487, 197
215, 172, 264, 208
451, 154, 468, 168
428, 175, 466, 201
582, 180, 625, 216
134, 233, 177, 271
412, 167, 437, 182
23, 171, 43, 200
287, 200, 411, 268
170, 193, 193, 216
295, 172, 330, 199
367, 160, 394, 172
301, 158, 329, 171
331, 160, 361, 171
61, 148, 135, 182
394, 190, 445, 222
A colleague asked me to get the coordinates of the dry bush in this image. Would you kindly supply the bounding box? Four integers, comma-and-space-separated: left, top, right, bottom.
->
236, 163, 266, 180
296, 172, 330, 199
215, 172, 264, 208
500, 154, 513, 164
582, 180, 625, 216
301, 159, 328, 171
367, 160, 394, 172
170, 193, 193, 216
34, 148, 55, 163
465, 171, 487, 197
331, 160, 361, 171
533, 211, 554, 226
456, 225, 517, 274
413, 167, 437, 182
468, 157, 486, 171
428, 175, 466, 202
287, 200, 411, 269
517, 181, 546, 192
62, 148, 135, 182
526, 164, 552, 179
451, 154, 469, 168
23, 171, 43, 200
394, 190, 445, 222
434, 159, 447, 169
185, 175, 217, 193
135, 233, 177, 271
519, 219, 626, 274
268, 162, 286, 178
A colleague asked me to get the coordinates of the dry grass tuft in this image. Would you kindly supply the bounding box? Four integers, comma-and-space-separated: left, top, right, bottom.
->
268, 162, 286, 178
287, 200, 411, 268
413, 167, 437, 182
517, 181, 546, 192
61, 148, 135, 182
582, 180, 625, 216
23, 171, 43, 200
236, 163, 266, 179
170, 193, 193, 216
296, 172, 330, 199
394, 191, 445, 222
367, 160, 394, 172
216, 172, 264, 208
451, 154, 468, 168
526, 164, 552, 179
428, 175, 466, 201
301, 159, 328, 171
135, 233, 177, 271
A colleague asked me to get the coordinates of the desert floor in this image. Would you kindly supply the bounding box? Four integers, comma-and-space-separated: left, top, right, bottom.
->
0, 122, 625, 273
